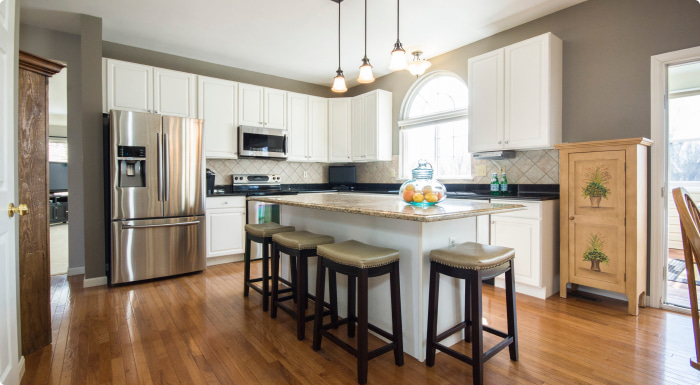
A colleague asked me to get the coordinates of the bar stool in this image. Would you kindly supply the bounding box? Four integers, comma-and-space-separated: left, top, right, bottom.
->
243, 223, 295, 312
426, 242, 518, 385
271, 230, 337, 341
313, 240, 404, 385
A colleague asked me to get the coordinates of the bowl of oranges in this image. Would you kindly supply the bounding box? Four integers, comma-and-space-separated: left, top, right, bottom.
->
399, 160, 447, 206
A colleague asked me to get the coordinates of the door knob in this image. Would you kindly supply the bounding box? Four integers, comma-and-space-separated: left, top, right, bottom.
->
569, 216, 575, 220
8, 203, 29, 218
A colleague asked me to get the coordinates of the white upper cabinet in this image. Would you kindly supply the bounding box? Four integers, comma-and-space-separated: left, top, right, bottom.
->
328, 98, 352, 162
154, 67, 197, 117
106, 59, 153, 113
351, 90, 392, 162
264, 88, 287, 130
238, 83, 264, 127
468, 32, 562, 153
351, 96, 364, 161
307, 96, 328, 162
287, 92, 308, 161
198, 76, 238, 159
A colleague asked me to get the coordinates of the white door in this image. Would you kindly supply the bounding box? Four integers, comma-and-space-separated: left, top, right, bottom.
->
238, 83, 264, 127
106, 59, 153, 113
287, 92, 308, 161
206, 209, 246, 257
308, 96, 328, 162
363, 92, 378, 161
264, 88, 287, 130
491, 216, 541, 287
504, 34, 550, 149
0, 1, 21, 384
198, 76, 238, 158
351, 95, 365, 161
154, 67, 196, 117
468, 49, 504, 153
328, 98, 351, 162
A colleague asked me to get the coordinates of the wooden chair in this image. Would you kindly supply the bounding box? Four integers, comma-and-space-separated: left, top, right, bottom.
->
672, 187, 700, 371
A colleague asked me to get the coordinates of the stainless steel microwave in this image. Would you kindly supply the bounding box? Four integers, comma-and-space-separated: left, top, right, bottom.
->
238, 126, 287, 159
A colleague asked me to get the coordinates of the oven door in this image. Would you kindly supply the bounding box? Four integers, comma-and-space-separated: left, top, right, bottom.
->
238, 126, 287, 159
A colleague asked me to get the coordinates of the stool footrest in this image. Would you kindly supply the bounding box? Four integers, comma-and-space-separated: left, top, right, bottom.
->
436, 322, 467, 343
484, 337, 514, 362
247, 284, 264, 296
368, 323, 394, 342
433, 343, 473, 366
246, 277, 264, 284
276, 302, 332, 322
483, 326, 508, 339
322, 317, 353, 330
320, 329, 396, 361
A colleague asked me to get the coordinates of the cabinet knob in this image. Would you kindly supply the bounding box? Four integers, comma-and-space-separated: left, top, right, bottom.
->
569, 216, 575, 220
497, 140, 502, 144
505, 140, 509, 144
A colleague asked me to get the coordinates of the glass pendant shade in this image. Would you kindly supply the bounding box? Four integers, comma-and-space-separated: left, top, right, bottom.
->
331, 70, 348, 93
407, 51, 431, 77
357, 57, 375, 84
389, 44, 407, 71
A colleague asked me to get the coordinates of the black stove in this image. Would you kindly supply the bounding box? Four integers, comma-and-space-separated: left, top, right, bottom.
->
231, 174, 298, 196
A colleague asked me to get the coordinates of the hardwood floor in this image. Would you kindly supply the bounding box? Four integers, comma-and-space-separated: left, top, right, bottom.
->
22, 261, 700, 385
667, 248, 700, 309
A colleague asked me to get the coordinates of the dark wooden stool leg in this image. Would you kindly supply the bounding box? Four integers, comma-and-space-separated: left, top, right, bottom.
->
243, 233, 251, 297
329, 270, 339, 326
296, 252, 307, 341
312, 257, 326, 351
464, 273, 472, 343
261, 238, 270, 312
357, 269, 369, 385
505, 260, 518, 361
425, 262, 440, 367
347, 275, 356, 338
270, 242, 280, 319
390, 261, 404, 366
470, 270, 484, 385
304, 263, 310, 310
291, 256, 298, 303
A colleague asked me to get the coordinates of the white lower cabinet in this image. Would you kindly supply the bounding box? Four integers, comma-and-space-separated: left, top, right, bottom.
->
206, 197, 246, 265
491, 199, 559, 299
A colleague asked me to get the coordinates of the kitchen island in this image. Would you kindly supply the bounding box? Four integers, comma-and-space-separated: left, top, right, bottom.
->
248, 193, 525, 361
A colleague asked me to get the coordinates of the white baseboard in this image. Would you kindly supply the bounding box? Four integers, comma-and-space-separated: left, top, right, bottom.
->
67, 267, 85, 276
18, 356, 25, 383
83, 276, 108, 288
207, 253, 244, 267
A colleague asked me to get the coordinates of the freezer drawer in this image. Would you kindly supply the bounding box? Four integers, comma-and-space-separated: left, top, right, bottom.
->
111, 216, 206, 284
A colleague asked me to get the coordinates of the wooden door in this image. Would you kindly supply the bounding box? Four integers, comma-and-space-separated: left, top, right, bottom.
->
467, 49, 504, 153
0, 1, 21, 383
238, 84, 264, 127
264, 88, 287, 129
106, 59, 153, 113
18, 52, 64, 356
328, 98, 351, 162
308, 96, 328, 162
198, 76, 238, 158
568, 150, 627, 293
154, 67, 196, 117
286, 92, 308, 161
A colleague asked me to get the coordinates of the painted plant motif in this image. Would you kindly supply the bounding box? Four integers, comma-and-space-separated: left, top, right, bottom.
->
581, 164, 612, 208
582, 233, 609, 272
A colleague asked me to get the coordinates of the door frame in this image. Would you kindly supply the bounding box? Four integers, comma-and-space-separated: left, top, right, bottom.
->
649, 45, 700, 309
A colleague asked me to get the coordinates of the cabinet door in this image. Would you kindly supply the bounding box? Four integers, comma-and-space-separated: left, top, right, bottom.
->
363, 91, 378, 161
351, 95, 365, 161
206, 208, 245, 258
264, 88, 287, 130
238, 83, 264, 127
504, 34, 550, 149
308, 96, 328, 162
491, 216, 541, 287
328, 98, 352, 162
106, 59, 153, 113
198, 76, 238, 159
287, 93, 308, 161
467, 49, 504, 153
154, 68, 196, 117
567, 150, 626, 292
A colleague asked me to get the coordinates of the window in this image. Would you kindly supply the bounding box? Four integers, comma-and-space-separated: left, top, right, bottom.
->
668, 93, 700, 185
49, 137, 68, 163
399, 71, 470, 179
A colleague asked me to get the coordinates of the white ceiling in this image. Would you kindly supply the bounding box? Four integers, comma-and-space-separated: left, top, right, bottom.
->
21, 0, 586, 88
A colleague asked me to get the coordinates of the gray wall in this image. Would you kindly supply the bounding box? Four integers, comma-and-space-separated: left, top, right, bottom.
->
103, 42, 335, 98
348, 0, 700, 154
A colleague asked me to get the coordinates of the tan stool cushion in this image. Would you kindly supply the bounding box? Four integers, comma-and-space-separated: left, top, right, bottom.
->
245, 223, 295, 238
272, 231, 335, 250
430, 242, 514, 270
317, 240, 399, 269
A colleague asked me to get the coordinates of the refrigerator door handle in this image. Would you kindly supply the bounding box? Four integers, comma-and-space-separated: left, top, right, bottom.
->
122, 220, 201, 230
157, 132, 163, 201
164, 133, 170, 201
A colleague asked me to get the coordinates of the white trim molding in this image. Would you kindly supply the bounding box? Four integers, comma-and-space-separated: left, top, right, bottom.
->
83, 276, 108, 288
649, 45, 700, 309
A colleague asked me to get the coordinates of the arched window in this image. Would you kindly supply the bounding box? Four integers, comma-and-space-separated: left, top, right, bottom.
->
399, 71, 470, 179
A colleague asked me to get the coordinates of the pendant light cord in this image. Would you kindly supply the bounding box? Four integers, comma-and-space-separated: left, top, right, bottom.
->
338, 1, 341, 71
397, 0, 400, 41
364, 0, 368, 58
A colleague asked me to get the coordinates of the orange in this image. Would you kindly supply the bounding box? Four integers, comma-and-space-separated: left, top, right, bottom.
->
425, 193, 438, 203
422, 186, 433, 194
436, 192, 442, 200
404, 184, 415, 191
413, 193, 424, 203
403, 190, 415, 202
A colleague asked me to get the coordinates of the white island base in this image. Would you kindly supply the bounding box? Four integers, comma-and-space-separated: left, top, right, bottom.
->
278, 205, 479, 361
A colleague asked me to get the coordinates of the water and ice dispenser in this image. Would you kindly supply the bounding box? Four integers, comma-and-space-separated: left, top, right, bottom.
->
117, 146, 146, 187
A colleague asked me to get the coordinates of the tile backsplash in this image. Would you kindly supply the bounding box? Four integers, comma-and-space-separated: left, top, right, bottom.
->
206, 149, 559, 186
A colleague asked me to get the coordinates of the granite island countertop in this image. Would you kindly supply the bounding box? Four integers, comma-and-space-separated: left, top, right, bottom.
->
247, 193, 526, 222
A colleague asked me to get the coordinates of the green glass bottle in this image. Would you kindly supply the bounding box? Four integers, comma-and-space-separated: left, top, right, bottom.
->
500, 173, 509, 195
490, 173, 500, 196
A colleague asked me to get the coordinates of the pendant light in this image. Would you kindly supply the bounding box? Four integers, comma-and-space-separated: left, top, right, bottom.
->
357, 0, 375, 84
407, 51, 431, 77
388, 0, 407, 71
331, 0, 347, 93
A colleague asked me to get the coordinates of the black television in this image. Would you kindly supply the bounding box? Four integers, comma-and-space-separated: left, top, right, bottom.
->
328, 166, 356, 189
49, 162, 68, 192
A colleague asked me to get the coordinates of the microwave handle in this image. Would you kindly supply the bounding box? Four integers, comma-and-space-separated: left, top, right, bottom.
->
283, 134, 288, 155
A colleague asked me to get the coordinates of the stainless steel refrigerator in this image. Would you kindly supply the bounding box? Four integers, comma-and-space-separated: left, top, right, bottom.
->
108, 110, 206, 284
